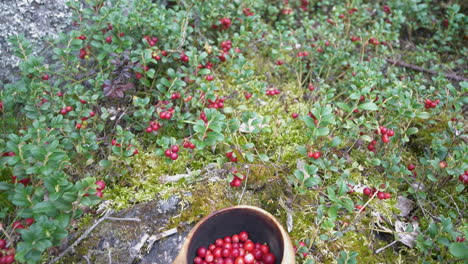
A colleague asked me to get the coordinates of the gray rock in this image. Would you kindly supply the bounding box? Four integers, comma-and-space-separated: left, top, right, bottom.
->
0, 0, 73, 83
54, 194, 192, 264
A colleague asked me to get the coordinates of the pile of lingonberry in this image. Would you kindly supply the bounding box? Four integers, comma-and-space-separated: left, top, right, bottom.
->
0, 238, 15, 264
193, 231, 277, 264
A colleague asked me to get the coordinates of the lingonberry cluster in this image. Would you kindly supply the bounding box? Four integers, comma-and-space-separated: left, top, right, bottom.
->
307, 151, 321, 159
367, 140, 378, 152
459, 170, 468, 184
296, 51, 308, 58
144, 35, 158, 47
355, 205, 366, 212
146, 121, 162, 133
307, 112, 319, 126
59, 105, 74, 115
193, 231, 277, 264
229, 170, 246, 187
159, 109, 174, 119
362, 187, 392, 200
293, 241, 308, 258
111, 139, 139, 156
265, 88, 281, 96
207, 97, 226, 109
182, 139, 196, 149
376, 126, 395, 144
79, 46, 90, 59
0, 238, 15, 264
225, 152, 238, 162
11, 175, 30, 186
424, 98, 440, 109
218, 17, 232, 30
242, 8, 254, 16
95, 180, 106, 198
164, 145, 180, 160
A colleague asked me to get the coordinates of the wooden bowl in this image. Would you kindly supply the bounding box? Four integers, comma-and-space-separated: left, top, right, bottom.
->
173, 205, 295, 264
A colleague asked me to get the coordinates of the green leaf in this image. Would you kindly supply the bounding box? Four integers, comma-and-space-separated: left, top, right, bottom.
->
99, 159, 110, 168
331, 136, 342, 147
297, 145, 308, 156
294, 170, 304, 181
304, 176, 321, 187
449, 243, 468, 259
32, 201, 55, 214
243, 143, 255, 149
317, 127, 330, 137
303, 115, 316, 128
258, 154, 269, 162
198, 68, 210, 75
358, 102, 378, 111
0, 182, 12, 191
147, 68, 156, 78
407, 127, 419, 135
417, 112, 431, 119
328, 205, 338, 220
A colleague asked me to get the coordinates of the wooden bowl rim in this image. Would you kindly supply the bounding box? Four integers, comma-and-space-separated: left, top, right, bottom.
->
173, 205, 296, 264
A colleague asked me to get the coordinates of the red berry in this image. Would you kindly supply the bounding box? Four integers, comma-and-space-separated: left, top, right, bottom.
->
205, 254, 214, 263
164, 149, 172, 157
12, 221, 24, 230
244, 253, 255, 264
262, 253, 276, 264
312, 151, 321, 159
25, 218, 34, 226
89, 111, 96, 117
0, 239, 5, 249
239, 231, 249, 242
382, 134, 390, 143
291, 113, 299, 119
60, 108, 67, 115
459, 174, 468, 184
105, 36, 112, 43
244, 241, 254, 252
408, 164, 416, 171
234, 256, 245, 264
41, 74, 49, 80
193, 256, 203, 264
197, 247, 207, 258
96, 189, 103, 198
260, 244, 269, 254
439, 161, 447, 169
377, 192, 385, 200
96, 180, 106, 190
230, 178, 242, 187
170, 152, 178, 160
384, 192, 391, 199
146, 126, 153, 133
171, 145, 179, 153
363, 187, 372, 196
65, 106, 73, 112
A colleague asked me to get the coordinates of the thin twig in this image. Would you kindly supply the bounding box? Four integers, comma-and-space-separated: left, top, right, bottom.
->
106, 217, 141, 222
375, 240, 398, 254
385, 58, 468, 82
49, 210, 114, 264
48, 210, 141, 264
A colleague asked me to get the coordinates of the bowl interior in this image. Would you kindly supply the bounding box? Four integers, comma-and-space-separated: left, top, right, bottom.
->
186, 207, 284, 263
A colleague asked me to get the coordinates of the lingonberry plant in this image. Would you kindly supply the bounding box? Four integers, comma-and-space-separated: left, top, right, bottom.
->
0, 0, 466, 263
